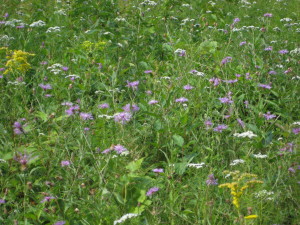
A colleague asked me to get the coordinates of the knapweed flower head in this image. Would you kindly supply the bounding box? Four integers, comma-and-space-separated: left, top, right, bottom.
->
80, 112, 93, 120
152, 168, 164, 173
221, 56, 232, 65
292, 128, 300, 135
14, 152, 30, 166
209, 77, 221, 86
175, 97, 188, 103
65, 105, 80, 116
263, 111, 276, 120
204, 120, 213, 129
126, 80, 139, 90
148, 100, 158, 105
268, 70, 277, 75
113, 144, 128, 154
239, 41, 246, 46
214, 124, 228, 132
264, 13, 272, 17
264, 46, 273, 51
40, 196, 56, 203
278, 49, 289, 54
61, 160, 71, 167
98, 103, 109, 109
114, 112, 132, 124
53, 221, 66, 225
146, 187, 159, 196
13, 121, 24, 135
258, 83, 272, 89
122, 104, 139, 112
230, 159, 245, 166
39, 83, 52, 90
183, 84, 194, 90
144, 70, 152, 74
206, 174, 218, 185
0, 199, 5, 204
237, 118, 245, 128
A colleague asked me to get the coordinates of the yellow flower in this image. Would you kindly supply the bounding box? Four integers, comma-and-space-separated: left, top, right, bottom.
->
244, 215, 258, 219
3, 49, 35, 74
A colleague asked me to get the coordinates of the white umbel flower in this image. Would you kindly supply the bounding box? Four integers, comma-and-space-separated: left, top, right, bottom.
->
230, 159, 245, 166
187, 163, 205, 169
29, 20, 46, 27
113, 213, 139, 225
253, 153, 268, 158
233, 131, 257, 138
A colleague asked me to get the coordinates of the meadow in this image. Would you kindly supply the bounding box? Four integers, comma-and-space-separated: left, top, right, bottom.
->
0, 0, 299, 224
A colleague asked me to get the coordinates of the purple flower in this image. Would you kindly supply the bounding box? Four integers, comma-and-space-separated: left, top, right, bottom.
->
288, 167, 296, 173
61, 101, 73, 106
54, 221, 66, 225
114, 112, 132, 124
245, 73, 252, 80
97, 63, 102, 69
209, 77, 221, 86
3, 13, 9, 18
264, 46, 273, 51
205, 120, 213, 129
263, 112, 276, 120
45, 94, 52, 98
292, 128, 300, 135
126, 80, 139, 90
278, 49, 289, 54
152, 168, 164, 173
175, 97, 188, 103
80, 112, 93, 120
146, 187, 159, 196
40, 196, 56, 203
268, 70, 277, 75
258, 83, 272, 89
61, 160, 70, 167
239, 41, 246, 46
98, 103, 109, 109
237, 118, 245, 128
40, 61, 48, 65
114, 144, 128, 154
122, 104, 131, 112
264, 13, 273, 17
175, 49, 186, 57
222, 79, 238, 84
206, 174, 218, 186
233, 18, 240, 23
16, 25, 25, 29
101, 148, 111, 154
213, 124, 228, 132
132, 104, 140, 112
144, 70, 153, 74
183, 84, 194, 90
84, 127, 90, 131
244, 100, 249, 108
39, 83, 52, 90
13, 121, 24, 135
0, 199, 5, 204
219, 97, 233, 104
146, 90, 152, 95
62, 66, 69, 71
221, 56, 232, 65
148, 100, 158, 105
122, 104, 139, 112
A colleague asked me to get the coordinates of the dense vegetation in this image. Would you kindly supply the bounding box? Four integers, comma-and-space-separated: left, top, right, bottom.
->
0, 0, 299, 224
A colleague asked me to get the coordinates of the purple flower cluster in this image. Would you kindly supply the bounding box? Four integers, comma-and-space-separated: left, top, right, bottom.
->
80, 112, 93, 120
263, 111, 276, 120
39, 83, 52, 91
122, 103, 139, 112
219, 92, 233, 104
221, 56, 232, 65
209, 77, 221, 86
258, 83, 272, 89
206, 174, 218, 186
146, 187, 159, 196
152, 168, 164, 173
213, 124, 228, 132
126, 80, 139, 90
114, 112, 132, 124
98, 103, 109, 109
102, 144, 128, 154
13, 121, 24, 135
175, 97, 188, 103
61, 160, 71, 167
40, 196, 56, 203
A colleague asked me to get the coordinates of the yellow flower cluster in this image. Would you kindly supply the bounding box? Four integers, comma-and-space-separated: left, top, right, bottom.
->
219, 171, 263, 210
81, 40, 106, 52
1, 47, 35, 74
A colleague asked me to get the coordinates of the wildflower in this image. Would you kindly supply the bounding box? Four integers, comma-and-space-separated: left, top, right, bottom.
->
146, 187, 159, 196
61, 160, 70, 167
132, 104, 140, 112
209, 77, 221, 86
62, 66, 69, 71
278, 49, 289, 54
258, 83, 272, 89
40, 196, 56, 203
230, 159, 245, 166
244, 100, 249, 108
152, 168, 164, 173
13, 121, 24, 135
122, 104, 139, 112
223, 79, 238, 83
148, 100, 158, 105
219, 97, 233, 104
292, 128, 300, 135
98, 103, 109, 109
288, 167, 296, 173
80, 112, 93, 120
206, 174, 218, 185
214, 124, 228, 132
53, 221, 66, 225
0, 199, 5, 204
264, 13, 272, 17
239, 41, 246, 46
237, 118, 245, 128
114, 112, 132, 124
29, 20, 46, 27
102, 148, 111, 154
146, 90, 152, 95
189, 69, 205, 76
175, 97, 188, 103
263, 112, 276, 120
183, 84, 194, 90
144, 70, 152, 74
114, 145, 128, 154
253, 153, 267, 158
126, 80, 139, 90
174, 49, 186, 56
233, 131, 257, 138
204, 120, 213, 129
268, 70, 277, 75
264, 46, 273, 51
39, 83, 52, 90
187, 163, 205, 169
46, 26, 61, 33
245, 72, 252, 80
3, 49, 35, 74
221, 56, 232, 65
113, 213, 139, 225
244, 215, 258, 219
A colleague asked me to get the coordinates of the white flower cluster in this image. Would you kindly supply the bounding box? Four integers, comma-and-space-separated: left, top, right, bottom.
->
253, 153, 268, 158
0, 159, 7, 163
280, 18, 292, 22
0, 35, 15, 42
187, 163, 205, 169
189, 70, 205, 76
292, 121, 300, 125
182, 4, 192, 9
230, 159, 245, 166
4, 19, 25, 27
254, 190, 274, 200
140, 0, 157, 6
290, 48, 300, 56
98, 114, 114, 119
47, 63, 63, 74
113, 213, 139, 225
233, 131, 257, 138
54, 9, 67, 16
30, 20, 46, 27
115, 17, 126, 22
232, 26, 260, 32
46, 26, 61, 33
8, 81, 26, 86
65, 74, 80, 79
180, 18, 195, 26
